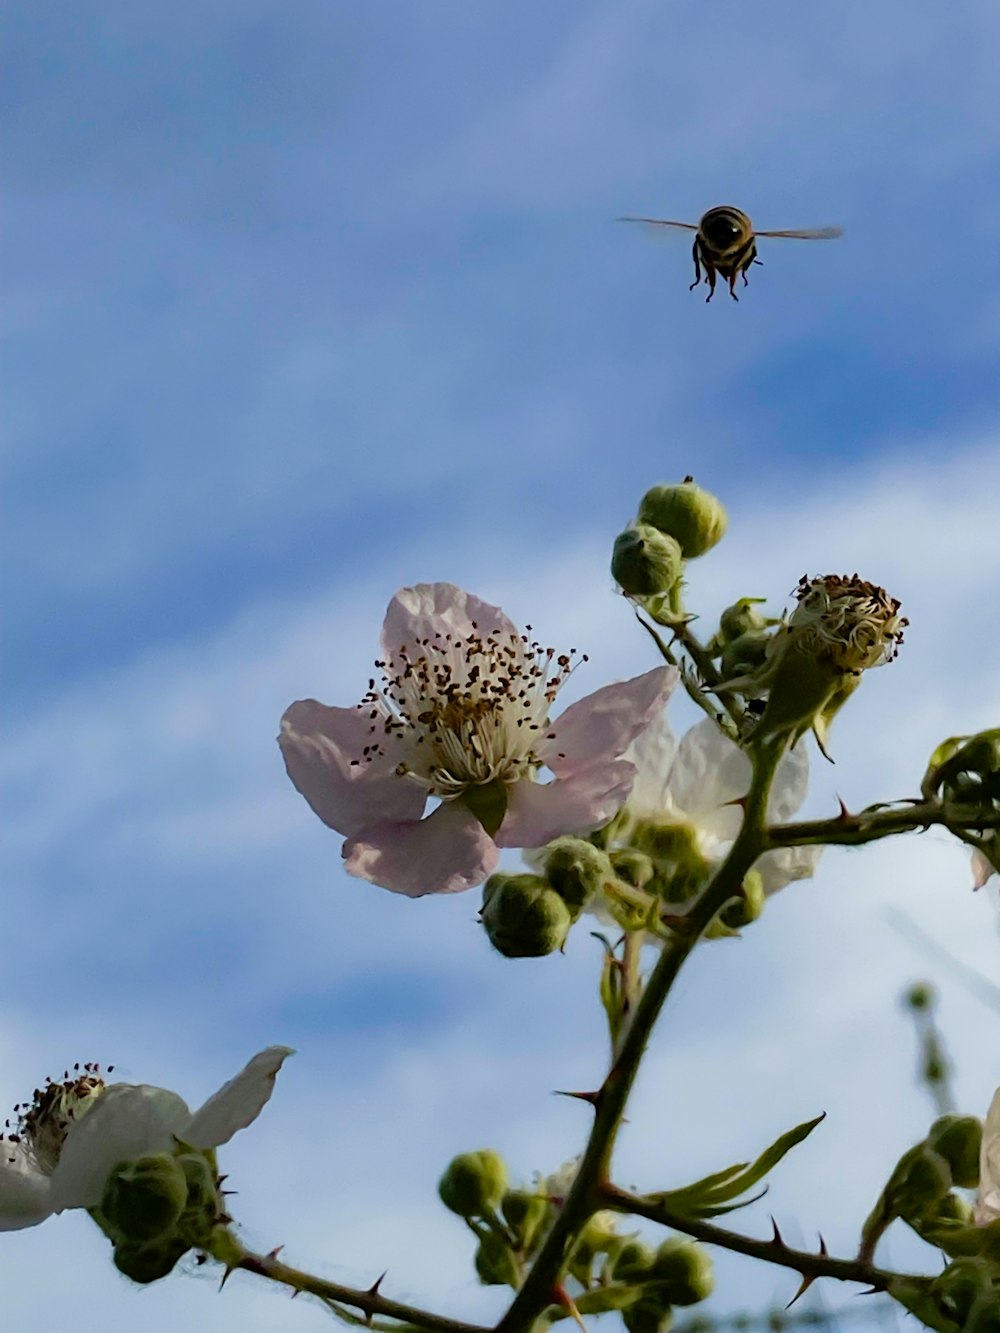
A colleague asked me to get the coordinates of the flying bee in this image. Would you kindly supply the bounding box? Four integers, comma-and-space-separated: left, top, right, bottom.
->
618, 204, 843, 302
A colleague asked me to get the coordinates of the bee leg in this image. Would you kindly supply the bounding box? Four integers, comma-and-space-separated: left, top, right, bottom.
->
728, 270, 740, 302
689, 240, 702, 292
704, 267, 717, 303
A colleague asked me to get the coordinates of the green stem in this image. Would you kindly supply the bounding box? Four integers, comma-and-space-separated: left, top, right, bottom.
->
634, 613, 742, 741
234, 1249, 490, 1333
597, 1183, 918, 1293
496, 744, 783, 1333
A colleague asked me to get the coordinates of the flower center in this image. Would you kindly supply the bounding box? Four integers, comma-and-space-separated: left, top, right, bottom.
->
788, 573, 907, 673
355, 625, 586, 797
3, 1063, 109, 1174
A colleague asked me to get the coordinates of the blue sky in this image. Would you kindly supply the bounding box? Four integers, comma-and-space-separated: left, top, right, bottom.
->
4, 1, 1000, 1328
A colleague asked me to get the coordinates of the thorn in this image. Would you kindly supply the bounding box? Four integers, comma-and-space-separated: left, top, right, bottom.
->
721, 795, 749, 811
553, 1089, 602, 1107
836, 796, 852, 820
218, 1263, 237, 1291
552, 1282, 588, 1333
769, 1215, 786, 1248
267, 1244, 284, 1260
785, 1272, 816, 1309
367, 1272, 386, 1297
818, 1233, 828, 1257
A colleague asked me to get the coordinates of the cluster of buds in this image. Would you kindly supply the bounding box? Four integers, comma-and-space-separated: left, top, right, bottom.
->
437, 1150, 713, 1326
859, 1114, 982, 1264
94, 1144, 235, 1282
479, 838, 614, 956
611, 479, 727, 601
923, 730, 1000, 886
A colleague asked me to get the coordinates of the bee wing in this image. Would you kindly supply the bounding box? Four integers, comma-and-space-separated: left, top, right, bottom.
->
616, 216, 700, 232
754, 226, 844, 240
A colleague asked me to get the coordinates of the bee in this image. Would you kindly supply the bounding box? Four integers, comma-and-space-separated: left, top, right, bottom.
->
618, 204, 843, 302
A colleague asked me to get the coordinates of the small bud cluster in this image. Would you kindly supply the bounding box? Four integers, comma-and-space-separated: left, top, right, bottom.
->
94, 1144, 234, 1284
612, 479, 727, 601
437, 1150, 714, 1324
923, 729, 1000, 885
860, 1114, 983, 1264
479, 838, 613, 957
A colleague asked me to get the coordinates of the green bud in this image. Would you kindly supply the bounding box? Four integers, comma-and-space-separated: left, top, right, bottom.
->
890, 1144, 953, 1224
928, 730, 1000, 805
928, 1116, 983, 1190
905, 982, 934, 1011
718, 870, 765, 929
501, 1189, 551, 1253
611, 850, 656, 890
480, 873, 572, 958
542, 838, 613, 918
100, 1153, 188, 1243
968, 1291, 1000, 1333
438, 1150, 508, 1218
112, 1235, 189, 1284
649, 1239, 715, 1306
931, 1257, 1000, 1323
610, 1238, 656, 1283
718, 598, 770, 642
637, 480, 728, 559
720, 629, 773, 684
474, 1230, 520, 1287
176, 1151, 224, 1247
567, 1210, 620, 1285
631, 819, 711, 903
612, 525, 684, 597
623, 1296, 674, 1333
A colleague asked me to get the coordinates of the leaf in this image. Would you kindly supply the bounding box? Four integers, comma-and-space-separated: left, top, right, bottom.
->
648, 1114, 824, 1218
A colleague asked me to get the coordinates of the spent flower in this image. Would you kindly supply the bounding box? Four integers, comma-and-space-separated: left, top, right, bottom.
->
280, 583, 676, 896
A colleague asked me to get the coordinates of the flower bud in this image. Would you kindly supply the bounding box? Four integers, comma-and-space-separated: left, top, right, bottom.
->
720, 629, 772, 684
648, 1239, 715, 1305
100, 1153, 188, 1243
542, 838, 613, 919
926, 730, 1000, 805
929, 1115, 983, 1190
894, 1144, 953, 1222
175, 1150, 224, 1247
112, 1235, 190, 1284
905, 982, 934, 1011
931, 1257, 1000, 1323
718, 870, 765, 930
567, 1210, 621, 1283
480, 874, 572, 958
623, 1297, 674, 1333
501, 1188, 551, 1253
968, 1291, 1000, 1333
637, 480, 728, 559
611, 850, 656, 890
438, 1150, 508, 1218
631, 819, 711, 903
609, 1238, 656, 1283
612, 526, 684, 597
474, 1230, 520, 1287
718, 598, 770, 643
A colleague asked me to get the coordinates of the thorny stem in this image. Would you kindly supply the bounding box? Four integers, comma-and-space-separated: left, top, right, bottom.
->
767, 801, 1000, 851
597, 1184, 920, 1294
613, 930, 644, 1061
235, 1249, 492, 1333
495, 740, 785, 1333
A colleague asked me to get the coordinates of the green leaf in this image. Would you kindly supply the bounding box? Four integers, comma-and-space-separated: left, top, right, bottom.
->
649, 1114, 825, 1217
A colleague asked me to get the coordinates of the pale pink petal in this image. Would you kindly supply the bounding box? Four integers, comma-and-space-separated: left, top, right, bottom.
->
279, 700, 425, 837
0, 1143, 54, 1231
496, 762, 637, 848
973, 849, 995, 889
541, 667, 678, 778
756, 845, 822, 896
187, 1047, 294, 1150
626, 708, 679, 815
49, 1086, 191, 1211
381, 584, 518, 662
343, 801, 499, 896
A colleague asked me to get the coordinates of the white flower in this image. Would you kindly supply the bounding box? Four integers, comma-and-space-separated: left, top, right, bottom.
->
0, 1047, 293, 1231
976, 1087, 1000, 1224
626, 712, 820, 897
